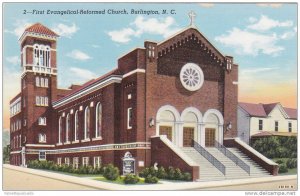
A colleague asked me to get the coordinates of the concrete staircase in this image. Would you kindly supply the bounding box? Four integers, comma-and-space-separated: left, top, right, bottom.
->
181, 147, 271, 181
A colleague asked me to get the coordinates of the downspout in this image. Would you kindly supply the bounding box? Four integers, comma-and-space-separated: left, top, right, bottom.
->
144, 50, 148, 166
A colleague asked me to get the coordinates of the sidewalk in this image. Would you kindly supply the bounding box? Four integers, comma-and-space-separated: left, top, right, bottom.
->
3, 164, 297, 190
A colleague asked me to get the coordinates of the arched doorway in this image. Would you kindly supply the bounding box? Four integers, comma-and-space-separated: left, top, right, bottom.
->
180, 107, 202, 147
203, 109, 224, 147
156, 105, 180, 144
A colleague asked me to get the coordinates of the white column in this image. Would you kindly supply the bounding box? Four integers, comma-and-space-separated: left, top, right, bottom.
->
21, 147, 26, 167
176, 122, 183, 147
155, 121, 160, 136
218, 124, 224, 145
200, 123, 205, 147
197, 123, 202, 145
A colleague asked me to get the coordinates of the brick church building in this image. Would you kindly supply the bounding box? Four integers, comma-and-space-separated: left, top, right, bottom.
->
10, 14, 278, 181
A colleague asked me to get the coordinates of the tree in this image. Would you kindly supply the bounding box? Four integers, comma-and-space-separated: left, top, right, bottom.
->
3, 145, 10, 163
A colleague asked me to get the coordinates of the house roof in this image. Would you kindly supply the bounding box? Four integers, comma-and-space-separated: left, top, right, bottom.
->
252, 131, 297, 138
239, 102, 297, 119
284, 107, 297, 119
24, 23, 59, 37
53, 68, 120, 106
262, 103, 278, 115
239, 102, 267, 117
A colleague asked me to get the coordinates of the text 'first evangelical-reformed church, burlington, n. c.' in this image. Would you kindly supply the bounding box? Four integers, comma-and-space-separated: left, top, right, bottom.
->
9, 12, 278, 181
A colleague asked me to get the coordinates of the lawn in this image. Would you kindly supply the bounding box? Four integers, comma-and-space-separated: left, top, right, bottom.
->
93, 176, 146, 185
33, 168, 102, 177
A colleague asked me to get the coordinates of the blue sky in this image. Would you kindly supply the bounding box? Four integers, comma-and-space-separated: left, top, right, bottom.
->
3, 3, 297, 128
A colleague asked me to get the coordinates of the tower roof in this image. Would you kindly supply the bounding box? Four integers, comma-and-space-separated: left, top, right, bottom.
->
24, 23, 59, 37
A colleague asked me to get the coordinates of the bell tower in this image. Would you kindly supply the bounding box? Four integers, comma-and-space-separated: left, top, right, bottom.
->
19, 23, 59, 146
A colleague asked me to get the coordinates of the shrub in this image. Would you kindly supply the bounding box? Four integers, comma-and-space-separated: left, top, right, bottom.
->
139, 167, 150, 178
124, 174, 139, 184
278, 164, 288, 173
87, 165, 94, 174
145, 175, 158, 184
149, 166, 157, 177
286, 158, 297, 169
252, 136, 297, 159
182, 172, 192, 181
157, 167, 167, 179
100, 166, 106, 175
103, 164, 120, 181
167, 167, 176, 180
174, 168, 183, 180
95, 166, 103, 174
276, 159, 284, 165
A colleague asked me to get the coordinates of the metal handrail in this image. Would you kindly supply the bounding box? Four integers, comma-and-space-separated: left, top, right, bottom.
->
214, 140, 250, 175
192, 140, 226, 175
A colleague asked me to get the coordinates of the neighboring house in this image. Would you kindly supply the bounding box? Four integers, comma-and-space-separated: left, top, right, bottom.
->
238, 102, 297, 144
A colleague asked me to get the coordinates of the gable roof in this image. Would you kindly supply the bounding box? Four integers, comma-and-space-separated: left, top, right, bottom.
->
239, 102, 297, 119
52, 68, 121, 108
239, 102, 267, 117
262, 103, 278, 115
157, 26, 228, 67
24, 23, 59, 37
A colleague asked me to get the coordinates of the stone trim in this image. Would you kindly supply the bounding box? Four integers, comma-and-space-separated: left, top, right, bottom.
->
25, 142, 151, 154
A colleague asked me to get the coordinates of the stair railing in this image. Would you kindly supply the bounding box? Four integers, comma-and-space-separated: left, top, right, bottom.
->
192, 140, 226, 175
214, 140, 250, 175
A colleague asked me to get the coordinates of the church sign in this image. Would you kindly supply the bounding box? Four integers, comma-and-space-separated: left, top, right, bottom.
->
122, 151, 135, 175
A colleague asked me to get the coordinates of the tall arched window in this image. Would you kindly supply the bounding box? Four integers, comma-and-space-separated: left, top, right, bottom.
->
84, 107, 90, 140
33, 44, 50, 67
95, 103, 102, 138
74, 110, 79, 141
58, 117, 62, 143
66, 114, 70, 142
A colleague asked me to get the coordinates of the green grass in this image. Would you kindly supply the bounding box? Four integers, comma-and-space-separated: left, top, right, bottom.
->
33, 168, 102, 177
280, 168, 297, 175
93, 176, 146, 185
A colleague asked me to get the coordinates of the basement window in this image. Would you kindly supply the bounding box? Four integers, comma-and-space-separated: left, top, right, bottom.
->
39, 151, 46, 161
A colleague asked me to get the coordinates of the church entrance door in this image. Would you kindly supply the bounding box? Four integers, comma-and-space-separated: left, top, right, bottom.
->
183, 127, 194, 147
205, 128, 215, 147
159, 126, 172, 141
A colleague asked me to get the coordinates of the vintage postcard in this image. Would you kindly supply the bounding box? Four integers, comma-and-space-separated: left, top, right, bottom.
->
2, 1, 298, 194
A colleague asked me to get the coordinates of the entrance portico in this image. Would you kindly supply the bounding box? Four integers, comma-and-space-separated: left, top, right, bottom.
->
155, 105, 224, 147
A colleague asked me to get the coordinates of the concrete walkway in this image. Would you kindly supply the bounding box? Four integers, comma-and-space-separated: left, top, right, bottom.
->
3, 164, 297, 190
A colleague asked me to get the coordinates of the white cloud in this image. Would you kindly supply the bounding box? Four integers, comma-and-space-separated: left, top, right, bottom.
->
280, 26, 297, 40
6, 56, 21, 66
4, 19, 32, 38
215, 28, 284, 56
107, 16, 180, 43
199, 3, 214, 8
241, 67, 279, 74
66, 49, 91, 61
108, 28, 137, 43
257, 3, 282, 8
69, 67, 97, 81
248, 15, 293, 32
52, 23, 79, 38
91, 44, 100, 48
133, 16, 180, 38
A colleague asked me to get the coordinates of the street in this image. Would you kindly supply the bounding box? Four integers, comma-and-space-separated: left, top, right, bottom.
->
3, 167, 98, 190
2, 165, 298, 191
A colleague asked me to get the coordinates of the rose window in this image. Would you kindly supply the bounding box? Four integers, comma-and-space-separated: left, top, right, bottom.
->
180, 63, 204, 91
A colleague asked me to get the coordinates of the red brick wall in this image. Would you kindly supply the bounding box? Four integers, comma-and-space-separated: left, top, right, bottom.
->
145, 40, 225, 141
224, 64, 238, 138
